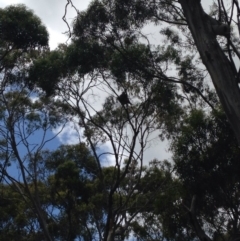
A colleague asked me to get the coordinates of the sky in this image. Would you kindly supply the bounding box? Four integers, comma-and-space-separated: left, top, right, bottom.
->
0, 0, 216, 166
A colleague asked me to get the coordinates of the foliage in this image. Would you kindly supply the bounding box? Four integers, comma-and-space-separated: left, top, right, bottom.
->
1, 1, 240, 241
171, 108, 240, 240
0, 4, 48, 49
0, 4, 49, 77
0, 144, 188, 241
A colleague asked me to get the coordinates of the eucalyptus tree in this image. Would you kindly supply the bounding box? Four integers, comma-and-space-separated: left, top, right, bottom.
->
0, 5, 68, 241
0, 143, 185, 241
170, 107, 240, 241
27, 37, 186, 241
56, 1, 240, 240
24, 0, 240, 240
55, 0, 240, 240
58, 55, 180, 241
60, 0, 240, 142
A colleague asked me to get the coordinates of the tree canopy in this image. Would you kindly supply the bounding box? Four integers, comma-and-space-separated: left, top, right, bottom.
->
1, 1, 240, 241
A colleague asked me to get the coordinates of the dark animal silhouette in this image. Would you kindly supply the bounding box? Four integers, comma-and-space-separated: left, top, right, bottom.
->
117, 92, 131, 105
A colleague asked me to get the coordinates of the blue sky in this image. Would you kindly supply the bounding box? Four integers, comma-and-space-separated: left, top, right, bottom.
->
6, 128, 62, 179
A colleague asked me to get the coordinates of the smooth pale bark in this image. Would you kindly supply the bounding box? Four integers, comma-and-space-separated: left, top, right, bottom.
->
187, 196, 212, 241
179, 0, 240, 145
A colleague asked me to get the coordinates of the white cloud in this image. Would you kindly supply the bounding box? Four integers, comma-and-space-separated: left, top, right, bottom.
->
53, 121, 83, 145
47, 26, 68, 50
0, 0, 20, 5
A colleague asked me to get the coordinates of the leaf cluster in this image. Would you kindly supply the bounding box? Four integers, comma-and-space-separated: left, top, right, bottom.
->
0, 4, 48, 49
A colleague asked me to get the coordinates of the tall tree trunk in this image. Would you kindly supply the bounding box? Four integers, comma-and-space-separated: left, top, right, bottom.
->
179, 0, 240, 145
187, 196, 212, 241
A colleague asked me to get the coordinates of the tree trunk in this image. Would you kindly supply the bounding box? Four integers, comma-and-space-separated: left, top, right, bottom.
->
179, 0, 240, 145
188, 196, 212, 241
